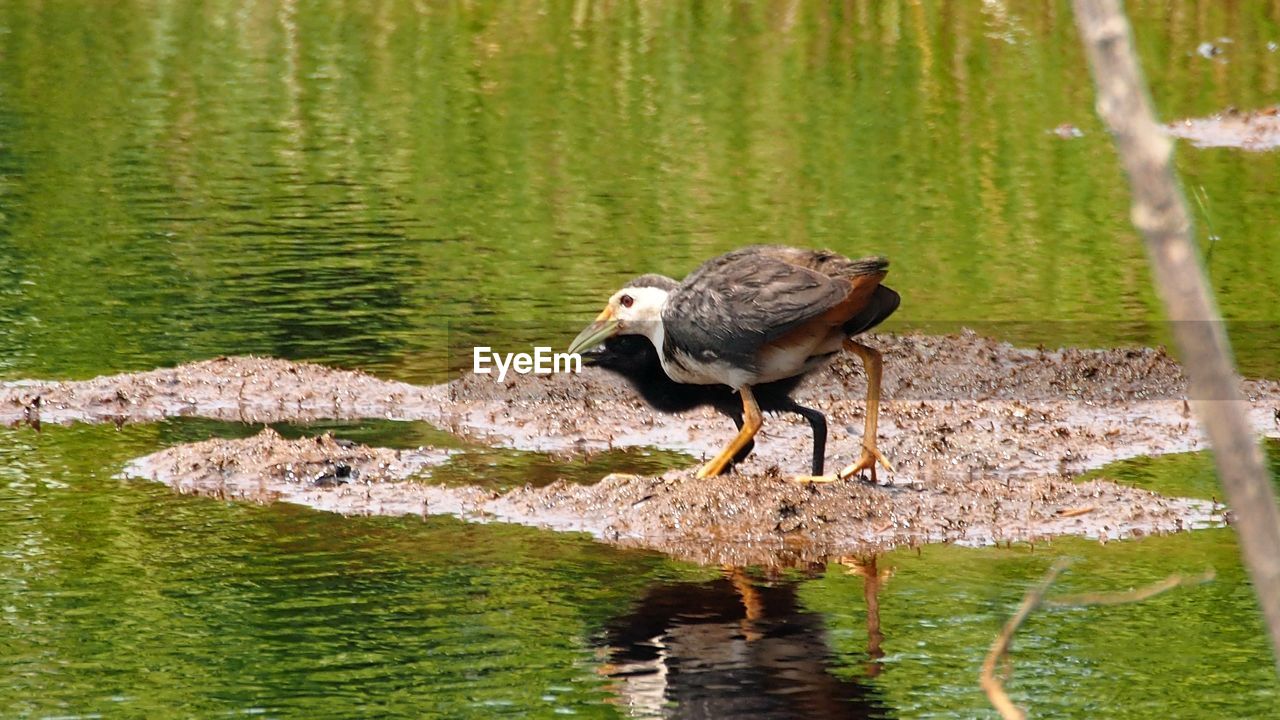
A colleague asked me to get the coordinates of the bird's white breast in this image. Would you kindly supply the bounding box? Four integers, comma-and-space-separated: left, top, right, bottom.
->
660, 349, 757, 389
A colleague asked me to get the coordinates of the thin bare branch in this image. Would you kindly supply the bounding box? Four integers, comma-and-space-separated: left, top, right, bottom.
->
983, 561, 1215, 720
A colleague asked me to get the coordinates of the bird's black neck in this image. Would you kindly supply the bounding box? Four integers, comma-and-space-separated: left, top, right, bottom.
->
587, 335, 718, 414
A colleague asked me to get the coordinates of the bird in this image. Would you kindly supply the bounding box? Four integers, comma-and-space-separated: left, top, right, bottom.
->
583, 326, 829, 474
567, 245, 899, 481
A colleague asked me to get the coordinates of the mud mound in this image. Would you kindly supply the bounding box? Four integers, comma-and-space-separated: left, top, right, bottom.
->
8, 332, 1276, 566
7, 332, 1277, 481
1, 356, 433, 427
126, 428, 454, 510
124, 429, 1218, 566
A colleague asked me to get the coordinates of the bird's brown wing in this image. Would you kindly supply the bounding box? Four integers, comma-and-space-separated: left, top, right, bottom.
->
662, 249, 851, 369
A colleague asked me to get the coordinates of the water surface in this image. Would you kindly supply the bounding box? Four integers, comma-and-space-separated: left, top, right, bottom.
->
1, 0, 1278, 381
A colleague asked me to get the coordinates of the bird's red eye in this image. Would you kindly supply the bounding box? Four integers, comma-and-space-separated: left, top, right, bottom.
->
619, 294, 634, 308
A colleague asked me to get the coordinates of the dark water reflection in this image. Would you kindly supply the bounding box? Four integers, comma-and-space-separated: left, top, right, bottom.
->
601, 564, 890, 719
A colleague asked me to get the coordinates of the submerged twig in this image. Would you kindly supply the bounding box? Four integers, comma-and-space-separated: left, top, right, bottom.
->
980, 559, 1069, 720
981, 560, 1214, 720
1191, 185, 1221, 267
1044, 568, 1215, 608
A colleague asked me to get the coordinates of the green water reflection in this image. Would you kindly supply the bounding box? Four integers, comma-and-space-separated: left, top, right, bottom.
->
0, 423, 675, 718
1080, 437, 1280, 501
1, 0, 1278, 382
3, 0, 1280, 717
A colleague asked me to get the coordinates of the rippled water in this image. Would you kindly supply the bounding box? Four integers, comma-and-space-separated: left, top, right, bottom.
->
2, 1, 1279, 717
2, 1, 1279, 382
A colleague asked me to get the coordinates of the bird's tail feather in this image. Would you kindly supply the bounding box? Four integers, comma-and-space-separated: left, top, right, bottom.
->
800, 250, 889, 279
843, 256, 890, 277
842, 285, 900, 336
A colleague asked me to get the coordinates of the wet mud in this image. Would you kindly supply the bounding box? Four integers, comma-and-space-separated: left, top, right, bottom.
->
9, 333, 1278, 566
1166, 105, 1280, 150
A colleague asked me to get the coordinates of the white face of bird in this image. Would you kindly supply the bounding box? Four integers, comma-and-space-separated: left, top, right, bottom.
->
566, 285, 668, 355
606, 286, 667, 326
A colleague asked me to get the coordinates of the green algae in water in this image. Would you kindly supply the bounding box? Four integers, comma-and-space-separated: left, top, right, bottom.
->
1079, 438, 1280, 501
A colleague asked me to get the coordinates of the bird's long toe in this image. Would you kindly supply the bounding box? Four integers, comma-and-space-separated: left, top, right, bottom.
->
837, 443, 893, 483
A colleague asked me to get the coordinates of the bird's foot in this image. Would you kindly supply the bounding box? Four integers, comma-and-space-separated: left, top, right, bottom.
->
836, 443, 893, 483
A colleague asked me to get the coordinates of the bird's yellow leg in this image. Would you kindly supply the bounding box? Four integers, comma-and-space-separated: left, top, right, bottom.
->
837, 340, 893, 482
696, 386, 763, 479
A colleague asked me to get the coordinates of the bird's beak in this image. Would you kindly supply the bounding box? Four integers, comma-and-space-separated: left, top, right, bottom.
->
567, 307, 620, 355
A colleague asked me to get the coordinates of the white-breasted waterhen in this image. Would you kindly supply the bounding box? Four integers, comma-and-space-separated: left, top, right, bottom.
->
567, 245, 899, 481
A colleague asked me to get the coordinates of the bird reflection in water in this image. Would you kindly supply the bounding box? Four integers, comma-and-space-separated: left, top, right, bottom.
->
597, 560, 892, 719
842, 555, 890, 678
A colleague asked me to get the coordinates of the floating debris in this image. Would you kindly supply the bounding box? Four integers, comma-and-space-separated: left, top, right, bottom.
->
1196, 41, 1223, 59
1050, 123, 1084, 139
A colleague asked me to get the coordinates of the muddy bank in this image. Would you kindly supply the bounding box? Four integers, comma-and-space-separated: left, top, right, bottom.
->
129, 428, 455, 508
1166, 105, 1280, 150
0, 355, 437, 428
9, 333, 1278, 479
8, 332, 1278, 565
126, 427, 1220, 566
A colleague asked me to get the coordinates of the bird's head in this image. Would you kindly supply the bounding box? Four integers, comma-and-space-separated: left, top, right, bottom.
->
567, 274, 674, 355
